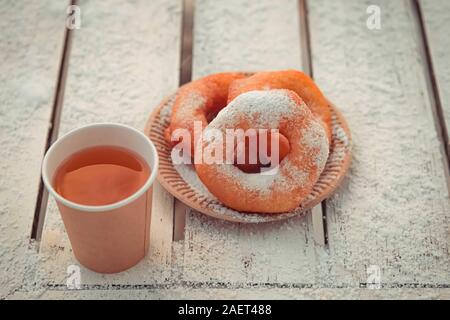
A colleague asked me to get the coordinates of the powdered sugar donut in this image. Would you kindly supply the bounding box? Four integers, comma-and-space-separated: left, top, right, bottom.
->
228, 70, 332, 142
165, 72, 248, 157
195, 90, 329, 213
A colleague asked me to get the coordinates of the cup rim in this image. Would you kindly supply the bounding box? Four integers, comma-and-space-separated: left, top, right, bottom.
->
42, 123, 159, 212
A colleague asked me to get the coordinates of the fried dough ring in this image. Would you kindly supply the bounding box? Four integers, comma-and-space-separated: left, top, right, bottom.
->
195, 90, 329, 213
165, 72, 248, 157
227, 70, 332, 142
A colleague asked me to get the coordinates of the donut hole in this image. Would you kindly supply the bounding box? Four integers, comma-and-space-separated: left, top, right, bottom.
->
205, 109, 221, 123
234, 131, 290, 173
206, 96, 230, 122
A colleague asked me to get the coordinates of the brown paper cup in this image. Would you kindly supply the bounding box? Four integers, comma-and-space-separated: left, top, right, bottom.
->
42, 123, 159, 274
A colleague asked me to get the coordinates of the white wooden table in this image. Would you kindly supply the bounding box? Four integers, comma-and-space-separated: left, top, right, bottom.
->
1, 0, 450, 299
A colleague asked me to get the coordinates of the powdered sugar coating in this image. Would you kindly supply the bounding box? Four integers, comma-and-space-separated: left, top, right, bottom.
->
201, 90, 329, 198
173, 91, 206, 120
301, 120, 330, 169
211, 89, 307, 130
172, 161, 303, 223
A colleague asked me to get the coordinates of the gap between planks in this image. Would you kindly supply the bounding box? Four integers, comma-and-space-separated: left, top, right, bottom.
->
172, 0, 195, 241
412, 0, 450, 191
299, 0, 327, 246
30, 0, 77, 242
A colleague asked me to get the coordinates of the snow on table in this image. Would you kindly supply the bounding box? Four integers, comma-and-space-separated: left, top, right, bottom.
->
1, 0, 449, 299
0, 0, 68, 298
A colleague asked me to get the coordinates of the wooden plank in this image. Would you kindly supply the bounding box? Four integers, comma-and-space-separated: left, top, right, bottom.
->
0, 0, 68, 298
37, 0, 182, 286
308, 0, 450, 285
9, 286, 450, 299
420, 0, 450, 158
181, 0, 325, 284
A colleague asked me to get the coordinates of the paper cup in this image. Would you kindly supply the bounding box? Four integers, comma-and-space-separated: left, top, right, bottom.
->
42, 123, 159, 274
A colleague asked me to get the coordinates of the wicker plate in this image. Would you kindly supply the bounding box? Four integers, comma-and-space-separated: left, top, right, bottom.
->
145, 90, 352, 223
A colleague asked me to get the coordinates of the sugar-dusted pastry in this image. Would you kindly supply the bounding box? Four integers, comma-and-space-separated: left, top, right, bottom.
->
165, 72, 248, 157
195, 90, 329, 213
228, 70, 332, 142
